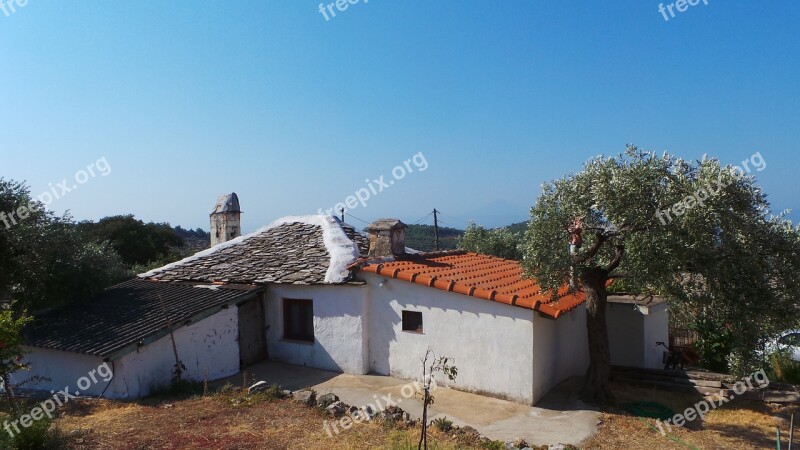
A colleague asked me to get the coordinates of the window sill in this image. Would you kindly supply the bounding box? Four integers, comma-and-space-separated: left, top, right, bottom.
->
401, 330, 425, 335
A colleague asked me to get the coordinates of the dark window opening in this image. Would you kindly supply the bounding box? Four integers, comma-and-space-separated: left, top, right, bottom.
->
283, 299, 314, 342
402, 310, 423, 333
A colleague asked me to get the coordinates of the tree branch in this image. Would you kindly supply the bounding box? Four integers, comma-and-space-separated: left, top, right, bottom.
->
605, 245, 624, 273
573, 232, 607, 264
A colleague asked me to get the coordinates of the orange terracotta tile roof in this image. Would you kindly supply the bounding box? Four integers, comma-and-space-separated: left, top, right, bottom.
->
356, 251, 587, 319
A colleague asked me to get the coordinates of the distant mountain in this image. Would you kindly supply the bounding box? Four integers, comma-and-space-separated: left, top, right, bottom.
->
405, 224, 463, 252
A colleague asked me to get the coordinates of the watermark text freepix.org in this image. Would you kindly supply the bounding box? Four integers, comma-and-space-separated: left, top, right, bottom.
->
659, 0, 709, 22
323, 377, 435, 437
3, 362, 114, 438
655, 151, 765, 226
1, 156, 111, 230
317, 152, 428, 217
0, 0, 28, 18
318, 0, 367, 22
655, 369, 769, 435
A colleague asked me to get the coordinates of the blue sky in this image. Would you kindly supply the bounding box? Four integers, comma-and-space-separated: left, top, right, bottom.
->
1, 1, 798, 232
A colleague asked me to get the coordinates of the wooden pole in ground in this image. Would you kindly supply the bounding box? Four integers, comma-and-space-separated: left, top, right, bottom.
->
778, 427, 782, 450
789, 413, 795, 450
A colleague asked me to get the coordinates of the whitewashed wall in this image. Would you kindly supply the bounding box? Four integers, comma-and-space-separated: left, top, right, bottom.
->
114, 305, 241, 398
643, 303, 669, 369
607, 302, 645, 367
362, 273, 536, 404
607, 302, 670, 370
16, 305, 241, 399
531, 305, 589, 403
13, 348, 112, 398
265, 284, 368, 374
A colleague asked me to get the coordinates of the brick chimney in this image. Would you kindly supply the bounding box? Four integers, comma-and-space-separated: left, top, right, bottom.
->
365, 219, 407, 258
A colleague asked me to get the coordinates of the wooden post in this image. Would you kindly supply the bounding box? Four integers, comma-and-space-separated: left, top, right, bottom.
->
789, 413, 795, 450
778, 427, 782, 450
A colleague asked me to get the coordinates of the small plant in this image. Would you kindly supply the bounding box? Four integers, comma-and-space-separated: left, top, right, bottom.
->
480, 440, 505, 450
417, 349, 458, 450
2, 409, 65, 449
431, 417, 453, 432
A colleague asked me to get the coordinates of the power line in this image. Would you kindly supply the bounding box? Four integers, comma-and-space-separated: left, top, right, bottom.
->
436, 211, 470, 225
345, 213, 371, 225
412, 212, 434, 225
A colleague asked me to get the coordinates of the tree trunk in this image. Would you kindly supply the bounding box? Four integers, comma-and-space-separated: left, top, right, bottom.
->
580, 268, 615, 404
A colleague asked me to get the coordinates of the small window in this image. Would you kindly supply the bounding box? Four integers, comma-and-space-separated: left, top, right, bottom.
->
283, 299, 314, 342
402, 310, 423, 333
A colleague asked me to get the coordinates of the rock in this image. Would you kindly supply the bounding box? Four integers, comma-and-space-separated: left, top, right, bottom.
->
513, 438, 529, 448
247, 381, 269, 394
281, 389, 292, 397
326, 400, 347, 418
549, 445, 565, 450
385, 405, 401, 415
318, 392, 339, 408
460, 426, 480, 438
292, 390, 316, 406
348, 405, 359, 414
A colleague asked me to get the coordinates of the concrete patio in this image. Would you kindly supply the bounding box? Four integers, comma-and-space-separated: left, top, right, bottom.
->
218, 361, 601, 446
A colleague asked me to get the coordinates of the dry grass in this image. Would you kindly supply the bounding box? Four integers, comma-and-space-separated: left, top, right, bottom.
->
582, 382, 795, 450
4, 381, 795, 449
49, 392, 492, 450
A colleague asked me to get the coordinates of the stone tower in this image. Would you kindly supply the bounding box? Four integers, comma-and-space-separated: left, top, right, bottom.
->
210, 193, 241, 247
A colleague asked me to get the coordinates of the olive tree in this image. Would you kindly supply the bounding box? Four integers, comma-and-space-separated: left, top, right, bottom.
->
522, 146, 800, 403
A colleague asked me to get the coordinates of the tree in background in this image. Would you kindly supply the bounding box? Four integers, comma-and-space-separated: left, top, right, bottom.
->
522, 146, 800, 403
457, 223, 523, 260
0, 179, 130, 311
77, 215, 184, 267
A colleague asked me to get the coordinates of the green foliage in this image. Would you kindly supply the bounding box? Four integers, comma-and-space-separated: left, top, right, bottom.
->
431, 417, 453, 432
77, 215, 184, 266
479, 441, 506, 450
689, 316, 733, 373
5, 413, 64, 450
457, 223, 523, 260
0, 179, 131, 311
522, 146, 800, 376
0, 306, 33, 404
405, 224, 462, 252
769, 350, 800, 384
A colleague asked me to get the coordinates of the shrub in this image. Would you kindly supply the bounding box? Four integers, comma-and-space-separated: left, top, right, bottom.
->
431, 416, 453, 432
2, 412, 64, 449
770, 350, 800, 384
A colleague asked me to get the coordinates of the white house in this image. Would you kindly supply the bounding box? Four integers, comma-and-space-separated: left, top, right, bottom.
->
17, 195, 664, 404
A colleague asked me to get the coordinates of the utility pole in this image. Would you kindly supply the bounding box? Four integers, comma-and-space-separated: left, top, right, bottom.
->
340, 207, 345, 223
433, 208, 440, 251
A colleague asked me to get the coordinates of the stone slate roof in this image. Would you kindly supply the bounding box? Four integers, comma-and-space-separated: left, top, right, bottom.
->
143, 223, 329, 284
24, 279, 262, 360
142, 218, 367, 285
342, 223, 370, 256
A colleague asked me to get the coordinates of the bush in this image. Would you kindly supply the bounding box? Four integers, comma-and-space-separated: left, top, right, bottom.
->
431, 416, 453, 432
1, 412, 64, 449
770, 350, 800, 384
